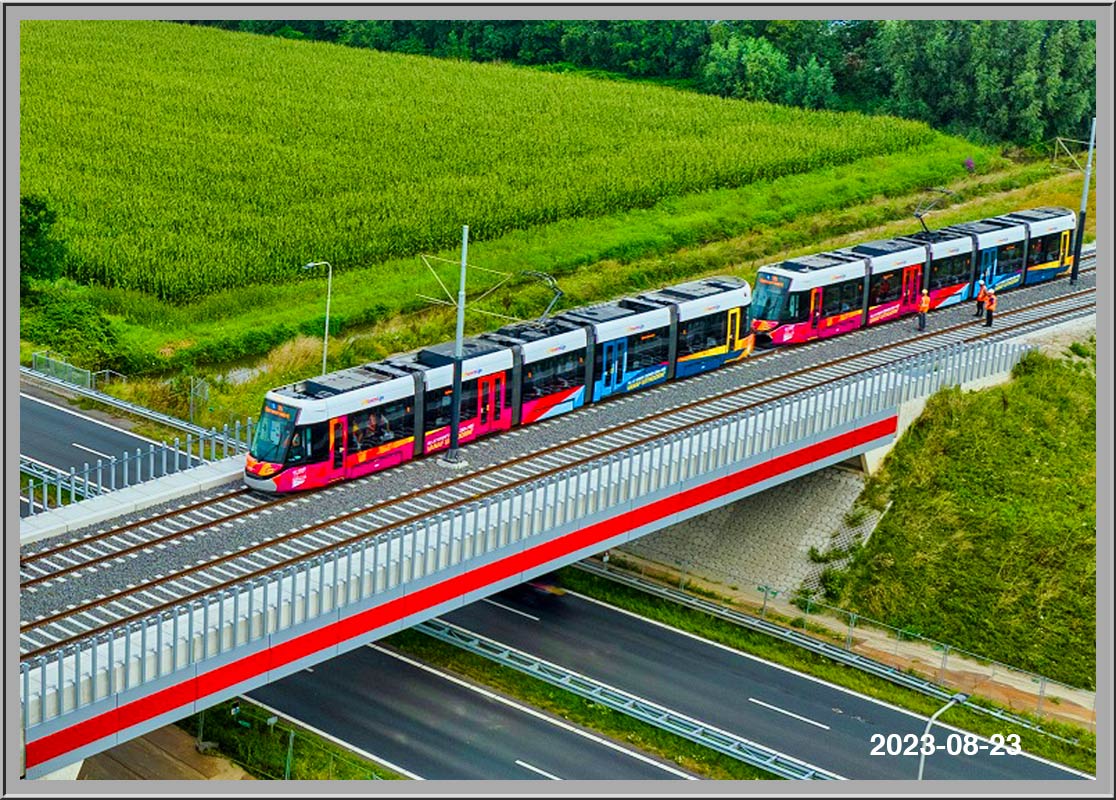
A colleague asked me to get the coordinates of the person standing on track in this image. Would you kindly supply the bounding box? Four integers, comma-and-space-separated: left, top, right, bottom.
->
974, 279, 988, 317
984, 289, 997, 327
917, 289, 931, 331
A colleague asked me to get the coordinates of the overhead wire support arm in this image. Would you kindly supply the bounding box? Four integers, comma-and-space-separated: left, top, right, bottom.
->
912, 187, 956, 234
520, 270, 564, 322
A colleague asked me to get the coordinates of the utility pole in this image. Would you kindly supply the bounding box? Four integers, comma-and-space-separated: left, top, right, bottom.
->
442, 225, 469, 467
1070, 116, 1095, 286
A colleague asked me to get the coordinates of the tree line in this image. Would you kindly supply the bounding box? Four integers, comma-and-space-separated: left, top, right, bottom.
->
182, 19, 1095, 145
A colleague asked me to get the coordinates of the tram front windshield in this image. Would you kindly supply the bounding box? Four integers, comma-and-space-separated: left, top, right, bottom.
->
750, 273, 790, 323
250, 400, 298, 463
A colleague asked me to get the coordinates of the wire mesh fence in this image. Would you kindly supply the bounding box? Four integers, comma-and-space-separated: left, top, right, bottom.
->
32, 351, 91, 388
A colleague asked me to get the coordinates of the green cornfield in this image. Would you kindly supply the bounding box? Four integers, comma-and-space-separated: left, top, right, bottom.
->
21, 20, 940, 303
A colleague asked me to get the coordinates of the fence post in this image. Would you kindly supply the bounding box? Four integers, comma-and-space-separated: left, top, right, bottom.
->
123, 452, 129, 488
247, 417, 253, 451
223, 424, 230, 458
97, 459, 103, 493
235, 420, 241, 452
938, 644, 950, 684
69, 467, 77, 504
846, 612, 857, 651
1036, 675, 1047, 714
55, 473, 62, 507
82, 462, 90, 497
162, 443, 168, 477
174, 438, 181, 471
149, 444, 156, 480
284, 728, 295, 779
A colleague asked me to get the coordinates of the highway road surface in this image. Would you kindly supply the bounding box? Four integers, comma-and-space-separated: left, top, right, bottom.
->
19, 391, 196, 516
248, 638, 693, 780
440, 591, 1089, 781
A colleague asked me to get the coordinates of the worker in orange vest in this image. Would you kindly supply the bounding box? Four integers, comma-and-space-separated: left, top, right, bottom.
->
974, 279, 988, 316
984, 289, 997, 327
917, 289, 931, 331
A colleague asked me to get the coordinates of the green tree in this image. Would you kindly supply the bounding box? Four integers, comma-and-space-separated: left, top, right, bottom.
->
701, 35, 789, 103
783, 54, 837, 109
19, 194, 67, 292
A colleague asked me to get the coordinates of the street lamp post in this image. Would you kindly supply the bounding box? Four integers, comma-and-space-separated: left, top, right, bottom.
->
444, 226, 469, 465
1070, 115, 1096, 286
303, 261, 333, 376
917, 692, 969, 780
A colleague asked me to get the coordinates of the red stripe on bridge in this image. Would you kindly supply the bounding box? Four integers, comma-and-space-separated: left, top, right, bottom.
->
26, 415, 897, 769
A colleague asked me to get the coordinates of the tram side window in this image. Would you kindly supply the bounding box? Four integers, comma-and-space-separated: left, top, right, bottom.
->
424, 386, 455, 431
868, 270, 901, 305
823, 279, 863, 316
679, 312, 728, 357
785, 291, 810, 323
382, 398, 415, 441
627, 326, 670, 371
996, 241, 1024, 275
285, 424, 320, 465
842, 280, 863, 313
349, 398, 414, 451
929, 253, 971, 289
523, 350, 585, 400
308, 423, 329, 462
458, 378, 479, 422
1027, 234, 1063, 266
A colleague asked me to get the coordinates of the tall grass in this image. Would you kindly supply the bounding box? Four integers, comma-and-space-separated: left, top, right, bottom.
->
22, 20, 944, 302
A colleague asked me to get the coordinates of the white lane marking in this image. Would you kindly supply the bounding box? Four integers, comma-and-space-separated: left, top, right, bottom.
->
748, 697, 830, 730
482, 598, 540, 621
570, 591, 1094, 779
515, 759, 561, 780
20, 392, 164, 445
19, 453, 70, 473
71, 442, 112, 459
370, 644, 696, 779
247, 697, 424, 780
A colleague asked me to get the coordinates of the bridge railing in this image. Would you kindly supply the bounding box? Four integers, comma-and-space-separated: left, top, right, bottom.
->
21, 339, 1034, 743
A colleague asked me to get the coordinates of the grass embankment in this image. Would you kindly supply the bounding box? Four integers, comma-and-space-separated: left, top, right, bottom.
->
828, 340, 1097, 690
177, 698, 403, 780
555, 568, 1096, 775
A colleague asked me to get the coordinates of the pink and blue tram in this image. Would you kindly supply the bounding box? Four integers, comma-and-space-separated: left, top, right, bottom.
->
245, 276, 754, 492
749, 206, 1077, 346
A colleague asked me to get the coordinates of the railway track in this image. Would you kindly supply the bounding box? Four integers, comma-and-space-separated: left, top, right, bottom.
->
19, 273, 1096, 661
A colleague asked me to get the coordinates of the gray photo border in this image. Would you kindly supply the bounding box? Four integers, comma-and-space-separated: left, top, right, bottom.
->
5, 2, 1111, 798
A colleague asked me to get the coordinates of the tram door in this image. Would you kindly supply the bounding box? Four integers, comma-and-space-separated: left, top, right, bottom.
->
980, 248, 997, 288
601, 340, 626, 398
331, 419, 345, 470
809, 288, 822, 329
726, 308, 741, 352
1060, 230, 1072, 270
900, 265, 922, 312
477, 373, 505, 435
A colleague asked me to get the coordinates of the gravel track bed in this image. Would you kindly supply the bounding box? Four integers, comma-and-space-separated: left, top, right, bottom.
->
20, 270, 1095, 623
